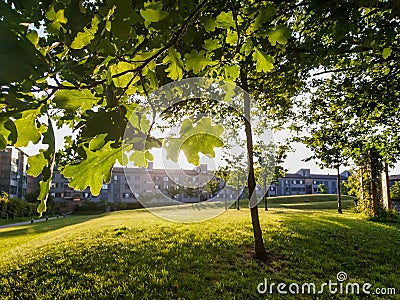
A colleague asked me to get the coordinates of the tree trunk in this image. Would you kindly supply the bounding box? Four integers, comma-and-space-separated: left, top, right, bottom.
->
381, 162, 391, 210
337, 167, 342, 214
241, 70, 268, 260
369, 149, 379, 217
264, 187, 269, 211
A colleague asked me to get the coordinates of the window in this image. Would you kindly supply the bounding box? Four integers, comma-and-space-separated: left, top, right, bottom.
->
134, 176, 140, 180
163, 176, 169, 182
134, 184, 140, 190
299, 180, 303, 184
113, 175, 118, 181
285, 180, 289, 185
154, 176, 159, 181
123, 193, 129, 198
174, 177, 179, 182
102, 184, 108, 190
155, 185, 159, 189
292, 180, 297, 184
270, 187, 274, 191
126, 176, 131, 180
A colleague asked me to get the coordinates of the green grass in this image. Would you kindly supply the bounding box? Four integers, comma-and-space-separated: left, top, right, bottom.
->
0, 195, 399, 299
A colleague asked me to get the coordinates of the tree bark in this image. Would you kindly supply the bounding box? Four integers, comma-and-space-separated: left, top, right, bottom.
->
337, 167, 342, 214
369, 149, 379, 217
382, 162, 391, 210
241, 69, 268, 260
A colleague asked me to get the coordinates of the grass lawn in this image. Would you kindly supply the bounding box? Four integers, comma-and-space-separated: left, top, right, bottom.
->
0, 195, 399, 299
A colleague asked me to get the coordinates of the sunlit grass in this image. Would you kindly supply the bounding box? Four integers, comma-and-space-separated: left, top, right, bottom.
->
0, 196, 399, 299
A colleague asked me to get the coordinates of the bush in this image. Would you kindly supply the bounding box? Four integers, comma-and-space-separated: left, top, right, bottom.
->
390, 181, 400, 199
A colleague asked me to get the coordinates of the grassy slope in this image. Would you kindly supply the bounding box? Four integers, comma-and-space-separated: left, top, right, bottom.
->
0, 196, 399, 299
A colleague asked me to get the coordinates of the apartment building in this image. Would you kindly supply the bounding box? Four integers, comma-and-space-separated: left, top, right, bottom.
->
51, 162, 236, 206
0, 146, 30, 199
268, 168, 351, 196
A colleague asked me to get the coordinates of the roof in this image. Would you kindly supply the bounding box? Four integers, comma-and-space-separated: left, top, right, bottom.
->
390, 175, 400, 181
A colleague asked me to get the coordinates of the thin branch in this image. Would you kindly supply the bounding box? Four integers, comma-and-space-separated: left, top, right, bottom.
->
312, 67, 356, 76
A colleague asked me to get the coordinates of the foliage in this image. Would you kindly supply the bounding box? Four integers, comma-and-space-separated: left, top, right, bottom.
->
318, 184, 327, 194
390, 182, 400, 199
0, 198, 36, 219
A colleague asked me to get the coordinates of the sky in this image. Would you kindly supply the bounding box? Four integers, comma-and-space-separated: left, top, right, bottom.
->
20, 126, 400, 176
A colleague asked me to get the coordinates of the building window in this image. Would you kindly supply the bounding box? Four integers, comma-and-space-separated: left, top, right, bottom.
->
292, 180, 297, 184
174, 177, 179, 182
126, 176, 131, 180
134, 184, 140, 190
135, 176, 140, 180
299, 180, 303, 184
113, 175, 118, 181
285, 180, 289, 185
163, 176, 168, 182
270, 187, 274, 191
123, 193, 130, 198
102, 184, 108, 190
155, 185, 159, 189
154, 176, 159, 181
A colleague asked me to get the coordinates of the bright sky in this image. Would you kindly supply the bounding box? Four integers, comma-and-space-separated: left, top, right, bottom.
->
20, 126, 400, 176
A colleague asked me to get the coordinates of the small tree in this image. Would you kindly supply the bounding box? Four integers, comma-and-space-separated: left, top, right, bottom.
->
390, 182, 400, 199
318, 184, 327, 194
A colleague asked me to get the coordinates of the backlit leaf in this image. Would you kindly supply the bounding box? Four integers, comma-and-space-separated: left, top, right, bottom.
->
70, 15, 101, 49
184, 50, 217, 74
252, 48, 274, 72
61, 143, 131, 196
53, 89, 99, 113
163, 48, 184, 80
140, 1, 168, 23
164, 117, 224, 166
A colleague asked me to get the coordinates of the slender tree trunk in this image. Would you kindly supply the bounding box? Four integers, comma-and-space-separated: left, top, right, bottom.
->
337, 167, 342, 214
264, 187, 269, 211
382, 162, 391, 210
241, 70, 268, 260
369, 149, 379, 217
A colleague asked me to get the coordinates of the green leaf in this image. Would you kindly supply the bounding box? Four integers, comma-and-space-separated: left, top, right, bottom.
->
267, 25, 290, 46
70, 15, 101, 49
61, 143, 131, 196
203, 38, 222, 51
27, 152, 48, 177
89, 133, 107, 151
226, 29, 238, 45
53, 89, 99, 113
163, 48, 184, 80
0, 119, 16, 150
109, 61, 139, 88
36, 122, 56, 216
382, 47, 392, 59
203, 18, 216, 33
164, 117, 224, 166
252, 48, 274, 72
184, 50, 217, 74
14, 108, 42, 147
140, 1, 168, 23
224, 64, 240, 81
129, 150, 146, 167
26, 31, 39, 46
240, 39, 253, 56
215, 11, 235, 29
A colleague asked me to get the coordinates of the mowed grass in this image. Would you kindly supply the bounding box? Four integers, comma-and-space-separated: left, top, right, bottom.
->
0, 196, 399, 299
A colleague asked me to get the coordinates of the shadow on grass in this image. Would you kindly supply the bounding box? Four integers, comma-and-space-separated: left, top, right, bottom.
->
0, 214, 105, 239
